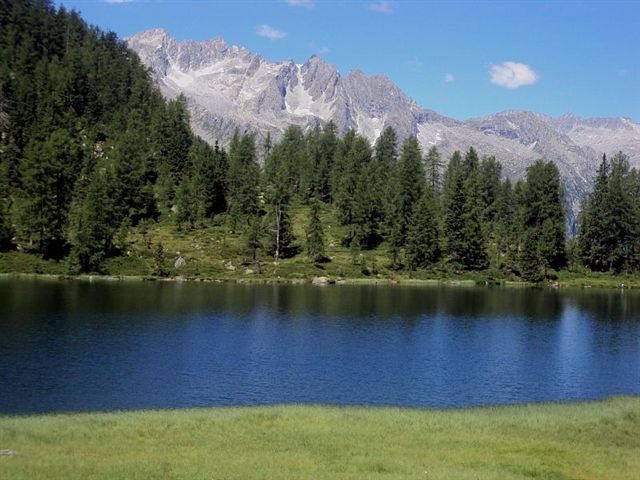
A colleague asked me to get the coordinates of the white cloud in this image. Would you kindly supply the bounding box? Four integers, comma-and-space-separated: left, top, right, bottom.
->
407, 57, 423, 70
308, 41, 330, 55
285, 0, 314, 8
256, 24, 287, 40
490, 61, 539, 89
369, 1, 394, 14
444, 73, 455, 82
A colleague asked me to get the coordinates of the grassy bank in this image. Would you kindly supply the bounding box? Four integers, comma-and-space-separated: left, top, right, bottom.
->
1, 397, 639, 479
2, 202, 640, 288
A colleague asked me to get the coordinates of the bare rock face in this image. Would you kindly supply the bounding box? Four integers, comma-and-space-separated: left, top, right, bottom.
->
127, 29, 640, 225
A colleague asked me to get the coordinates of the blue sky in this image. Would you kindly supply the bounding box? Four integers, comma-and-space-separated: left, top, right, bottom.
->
55, 0, 639, 121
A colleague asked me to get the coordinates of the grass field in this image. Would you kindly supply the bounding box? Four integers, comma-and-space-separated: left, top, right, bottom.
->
1, 397, 639, 479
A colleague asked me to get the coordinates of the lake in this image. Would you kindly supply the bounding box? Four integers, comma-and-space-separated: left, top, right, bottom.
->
0, 279, 638, 414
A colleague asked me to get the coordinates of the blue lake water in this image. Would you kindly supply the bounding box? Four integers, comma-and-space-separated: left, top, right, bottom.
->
0, 279, 639, 414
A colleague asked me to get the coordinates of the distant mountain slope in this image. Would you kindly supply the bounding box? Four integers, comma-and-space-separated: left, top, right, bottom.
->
127, 28, 640, 221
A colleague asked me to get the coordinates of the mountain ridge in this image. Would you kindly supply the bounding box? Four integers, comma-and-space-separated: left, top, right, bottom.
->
127, 28, 640, 222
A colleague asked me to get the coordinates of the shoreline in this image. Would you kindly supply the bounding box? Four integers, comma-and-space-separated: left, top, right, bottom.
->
2, 394, 637, 418
0, 271, 637, 289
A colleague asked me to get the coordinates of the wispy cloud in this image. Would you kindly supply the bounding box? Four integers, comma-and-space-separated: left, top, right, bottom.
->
368, 1, 394, 14
490, 61, 539, 88
256, 24, 287, 40
407, 57, 423, 70
285, 0, 314, 8
444, 73, 455, 83
103, 0, 135, 3
310, 43, 330, 55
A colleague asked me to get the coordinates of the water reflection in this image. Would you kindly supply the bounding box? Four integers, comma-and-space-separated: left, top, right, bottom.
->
0, 280, 638, 413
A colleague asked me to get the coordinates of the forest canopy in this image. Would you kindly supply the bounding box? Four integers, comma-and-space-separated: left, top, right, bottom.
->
1, 0, 638, 281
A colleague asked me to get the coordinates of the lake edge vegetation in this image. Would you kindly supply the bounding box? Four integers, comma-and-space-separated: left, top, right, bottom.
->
1, 1, 640, 285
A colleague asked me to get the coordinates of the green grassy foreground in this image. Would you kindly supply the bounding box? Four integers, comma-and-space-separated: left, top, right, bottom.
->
1, 397, 639, 480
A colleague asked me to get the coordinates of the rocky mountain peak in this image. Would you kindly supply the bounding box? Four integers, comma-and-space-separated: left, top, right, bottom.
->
127, 29, 640, 225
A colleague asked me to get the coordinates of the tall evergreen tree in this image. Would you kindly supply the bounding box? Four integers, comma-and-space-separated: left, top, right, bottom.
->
246, 214, 264, 274
493, 179, 517, 269
442, 151, 466, 267
265, 189, 295, 262
333, 133, 374, 247
441, 148, 489, 270
405, 187, 440, 270
306, 198, 325, 263
519, 160, 567, 278
425, 146, 444, 191
372, 126, 398, 239
16, 129, 81, 257
577, 155, 612, 271
174, 174, 198, 230
0, 147, 13, 250
460, 148, 489, 270
68, 165, 117, 272
227, 131, 260, 229
479, 155, 502, 226
155, 94, 192, 182
387, 136, 425, 246
606, 152, 636, 272
316, 121, 338, 202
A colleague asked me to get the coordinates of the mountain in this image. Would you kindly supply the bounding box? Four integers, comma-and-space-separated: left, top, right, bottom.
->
127, 28, 640, 222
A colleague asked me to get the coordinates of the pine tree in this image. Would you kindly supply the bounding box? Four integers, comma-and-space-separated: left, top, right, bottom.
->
316, 121, 338, 202
110, 131, 157, 225
68, 165, 117, 273
520, 228, 544, 282
174, 139, 227, 228
442, 151, 466, 268
227, 131, 260, 230
174, 175, 198, 230
17, 129, 81, 258
0, 151, 13, 250
425, 146, 444, 191
577, 155, 610, 271
263, 134, 296, 261
351, 164, 378, 248
405, 187, 440, 270
266, 193, 295, 262
265, 126, 310, 197
493, 179, 516, 269
0, 193, 13, 251
246, 214, 264, 273
459, 149, 489, 270
518, 160, 567, 277
333, 133, 373, 246
441, 148, 489, 270
153, 242, 169, 277
155, 95, 192, 182
306, 198, 325, 263
479, 155, 502, 226
372, 126, 398, 240
387, 136, 425, 247
606, 152, 635, 272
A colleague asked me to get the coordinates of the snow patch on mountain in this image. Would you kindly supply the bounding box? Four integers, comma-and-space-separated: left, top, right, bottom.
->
127, 28, 640, 226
